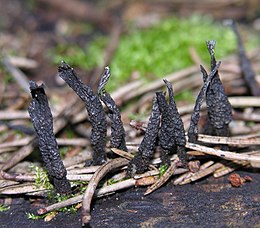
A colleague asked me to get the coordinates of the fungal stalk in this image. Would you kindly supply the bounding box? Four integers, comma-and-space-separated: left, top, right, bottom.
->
28, 81, 71, 195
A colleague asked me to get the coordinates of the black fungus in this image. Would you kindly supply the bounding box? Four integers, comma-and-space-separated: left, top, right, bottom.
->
157, 80, 187, 166
127, 96, 161, 176
230, 21, 260, 96
205, 40, 232, 137
58, 61, 107, 165
188, 62, 221, 143
98, 67, 128, 151
28, 81, 71, 195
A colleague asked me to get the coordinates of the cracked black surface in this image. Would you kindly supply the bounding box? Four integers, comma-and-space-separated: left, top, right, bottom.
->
28, 81, 71, 195
127, 96, 161, 176
58, 61, 107, 165
98, 67, 127, 152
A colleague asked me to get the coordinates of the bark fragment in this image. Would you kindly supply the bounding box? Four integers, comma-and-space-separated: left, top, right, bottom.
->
58, 61, 107, 165
127, 96, 161, 176
28, 81, 71, 195
98, 67, 127, 151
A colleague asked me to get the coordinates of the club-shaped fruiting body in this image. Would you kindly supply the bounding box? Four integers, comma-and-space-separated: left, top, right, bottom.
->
28, 81, 71, 195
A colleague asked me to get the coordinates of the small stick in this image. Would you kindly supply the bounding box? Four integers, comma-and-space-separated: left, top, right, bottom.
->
144, 158, 179, 196
233, 110, 260, 122
81, 158, 129, 225
0, 147, 16, 154
38, 195, 83, 215
111, 148, 158, 171
6, 56, 38, 69
174, 160, 214, 185
63, 149, 93, 168
134, 167, 187, 180
213, 160, 249, 178
2, 57, 30, 92
0, 170, 35, 182
110, 148, 134, 160
0, 111, 30, 120
180, 163, 223, 185
0, 180, 19, 189
196, 134, 260, 145
228, 97, 260, 107
0, 139, 35, 171
123, 66, 199, 102
0, 170, 93, 182
0, 183, 46, 194
66, 174, 93, 181
67, 166, 100, 174
186, 142, 260, 163
0, 137, 32, 149
56, 138, 89, 147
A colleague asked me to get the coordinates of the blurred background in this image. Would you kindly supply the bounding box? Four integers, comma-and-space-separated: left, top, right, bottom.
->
0, 0, 260, 128
0, 0, 260, 90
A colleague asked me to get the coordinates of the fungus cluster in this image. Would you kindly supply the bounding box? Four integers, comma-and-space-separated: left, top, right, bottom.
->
28, 40, 232, 193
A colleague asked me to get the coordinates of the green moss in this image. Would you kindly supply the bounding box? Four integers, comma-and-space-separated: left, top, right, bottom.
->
52, 37, 106, 70
174, 90, 195, 103
30, 165, 53, 190
0, 204, 10, 212
26, 212, 48, 220
52, 15, 259, 92
159, 164, 168, 177
59, 146, 70, 159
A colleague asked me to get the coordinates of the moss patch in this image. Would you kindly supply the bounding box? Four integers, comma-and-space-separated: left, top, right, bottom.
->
52, 15, 258, 91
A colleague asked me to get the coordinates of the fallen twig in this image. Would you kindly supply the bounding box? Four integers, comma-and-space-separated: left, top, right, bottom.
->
0, 183, 46, 194
144, 158, 179, 196
7, 56, 38, 69
174, 160, 214, 185
186, 142, 260, 167
0, 110, 30, 120
111, 148, 134, 160
81, 158, 129, 225
213, 160, 249, 178
111, 148, 158, 171
123, 68, 200, 102
228, 97, 260, 107
179, 163, 223, 185
67, 166, 100, 174
2, 57, 30, 92
196, 134, 260, 145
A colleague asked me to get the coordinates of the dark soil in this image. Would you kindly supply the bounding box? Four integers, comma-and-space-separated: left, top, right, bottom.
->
1, 170, 259, 228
